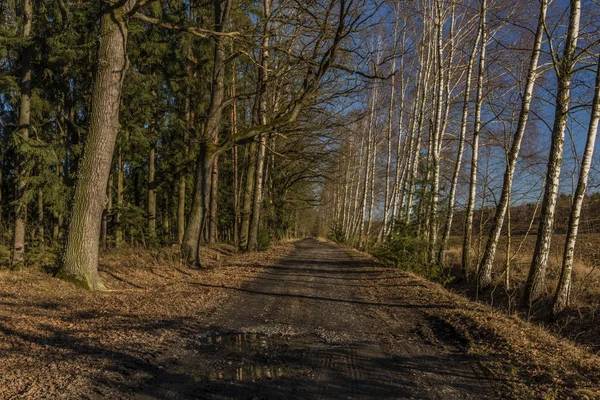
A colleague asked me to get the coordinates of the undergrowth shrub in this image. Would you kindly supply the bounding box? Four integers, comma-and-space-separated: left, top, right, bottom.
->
372, 220, 452, 284
328, 221, 346, 244
257, 228, 272, 251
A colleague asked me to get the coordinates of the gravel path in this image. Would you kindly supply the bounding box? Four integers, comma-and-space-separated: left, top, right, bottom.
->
100, 238, 497, 399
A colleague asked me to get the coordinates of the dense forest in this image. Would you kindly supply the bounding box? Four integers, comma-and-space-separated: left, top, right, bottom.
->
0, 0, 368, 280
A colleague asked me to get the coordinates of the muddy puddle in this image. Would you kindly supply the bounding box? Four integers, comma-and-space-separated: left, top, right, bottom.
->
162, 332, 314, 383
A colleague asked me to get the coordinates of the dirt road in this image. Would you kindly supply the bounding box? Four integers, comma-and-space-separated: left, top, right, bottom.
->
98, 238, 496, 399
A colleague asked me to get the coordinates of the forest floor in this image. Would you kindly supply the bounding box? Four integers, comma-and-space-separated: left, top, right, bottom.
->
0, 239, 599, 399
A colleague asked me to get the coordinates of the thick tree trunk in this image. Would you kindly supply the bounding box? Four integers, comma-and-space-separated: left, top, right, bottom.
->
182, 143, 216, 264
59, 1, 137, 289
553, 55, 600, 316
181, 0, 230, 264
524, 0, 580, 306
462, 0, 487, 276
11, 0, 33, 269
477, 0, 547, 287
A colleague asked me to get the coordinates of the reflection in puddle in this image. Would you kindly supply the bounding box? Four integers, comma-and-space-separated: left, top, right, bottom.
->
207, 365, 289, 381
188, 332, 311, 382
203, 333, 269, 351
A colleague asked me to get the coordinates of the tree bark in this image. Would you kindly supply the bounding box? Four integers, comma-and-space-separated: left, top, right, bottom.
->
477, 0, 547, 287
116, 148, 124, 247
380, 7, 400, 242
208, 154, 219, 244
524, 0, 580, 306
240, 143, 256, 249
247, 0, 271, 251
148, 140, 157, 236
438, 16, 481, 265
462, 0, 487, 276
181, 0, 231, 264
59, 0, 137, 289
248, 135, 267, 250
428, 0, 447, 263
37, 189, 44, 250
358, 86, 377, 248
102, 172, 113, 251
11, 0, 33, 269
53, 163, 63, 244
553, 54, 600, 316
231, 66, 240, 247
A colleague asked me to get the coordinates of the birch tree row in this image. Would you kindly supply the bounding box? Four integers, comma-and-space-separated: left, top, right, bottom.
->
321, 0, 600, 316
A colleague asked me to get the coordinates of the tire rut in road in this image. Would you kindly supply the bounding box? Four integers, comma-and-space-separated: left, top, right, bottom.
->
99, 238, 497, 399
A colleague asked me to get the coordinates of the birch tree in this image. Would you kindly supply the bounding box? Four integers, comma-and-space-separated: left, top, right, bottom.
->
553, 54, 600, 316
524, 0, 581, 306
477, 0, 547, 288
462, 0, 488, 276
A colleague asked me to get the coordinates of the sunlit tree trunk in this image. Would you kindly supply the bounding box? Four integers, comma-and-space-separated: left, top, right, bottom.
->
477, 0, 547, 287
358, 86, 377, 248
380, 8, 400, 242
247, 0, 272, 251
407, 24, 433, 221
59, 0, 138, 289
462, 0, 487, 276
438, 16, 481, 266
428, 0, 447, 262
553, 54, 600, 316
365, 130, 377, 246
524, 0, 580, 306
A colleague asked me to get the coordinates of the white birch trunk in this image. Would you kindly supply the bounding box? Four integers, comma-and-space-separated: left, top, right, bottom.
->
524, 0, 581, 305
477, 0, 547, 287
553, 54, 600, 316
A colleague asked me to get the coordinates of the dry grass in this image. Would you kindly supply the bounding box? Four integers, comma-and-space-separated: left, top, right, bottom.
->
446, 233, 600, 352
